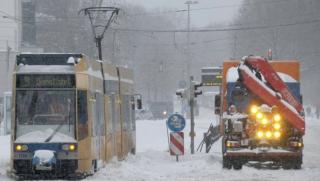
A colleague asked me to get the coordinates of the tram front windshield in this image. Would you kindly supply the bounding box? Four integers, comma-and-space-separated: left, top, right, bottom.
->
15, 90, 76, 141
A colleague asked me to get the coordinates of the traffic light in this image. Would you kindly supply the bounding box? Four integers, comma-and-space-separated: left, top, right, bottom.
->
176, 88, 188, 98
192, 81, 203, 97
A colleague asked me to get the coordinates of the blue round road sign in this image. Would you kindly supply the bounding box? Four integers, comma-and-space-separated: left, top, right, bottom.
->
167, 114, 186, 132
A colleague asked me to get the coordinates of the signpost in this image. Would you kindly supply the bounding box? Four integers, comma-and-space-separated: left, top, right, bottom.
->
167, 114, 186, 161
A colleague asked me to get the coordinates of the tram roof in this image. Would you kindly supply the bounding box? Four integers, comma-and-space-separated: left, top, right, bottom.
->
16, 53, 83, 66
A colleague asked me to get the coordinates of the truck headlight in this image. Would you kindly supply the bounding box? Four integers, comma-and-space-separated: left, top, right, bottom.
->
274, 131, 281, 138
273, 123, 281, 130
250, 105, 258, 114
273, 114, 281, 122
261, 118, 269, 125
289, 141, 303, 148
256, 131, 264, 138
15, 144, 28, 152
256, 112, 264, 120
266, 131, 272, 138
226, 140, 240, 148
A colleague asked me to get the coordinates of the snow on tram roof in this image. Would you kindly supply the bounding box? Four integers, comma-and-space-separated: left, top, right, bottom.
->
17, 65, 75, 74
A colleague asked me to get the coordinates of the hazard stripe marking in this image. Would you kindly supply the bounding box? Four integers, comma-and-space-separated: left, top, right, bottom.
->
170, 132, 184, 155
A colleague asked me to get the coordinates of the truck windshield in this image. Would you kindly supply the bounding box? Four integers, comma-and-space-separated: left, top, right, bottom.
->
15, 90, 76, 142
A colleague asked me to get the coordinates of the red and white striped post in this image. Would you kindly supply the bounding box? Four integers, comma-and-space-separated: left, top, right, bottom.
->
170, 132, 184, 162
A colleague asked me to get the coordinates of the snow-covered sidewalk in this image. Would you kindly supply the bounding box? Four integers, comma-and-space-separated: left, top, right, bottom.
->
87, 116, 320, 181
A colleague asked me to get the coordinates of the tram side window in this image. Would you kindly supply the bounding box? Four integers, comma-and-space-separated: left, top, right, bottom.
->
92, 93, 107, 137
122, 95, 131, 131
78, 90, 88, 140
107, 94, 116, 134
116, 95, 121, 131
96, 93, 105, 136
131, 96, 136, 131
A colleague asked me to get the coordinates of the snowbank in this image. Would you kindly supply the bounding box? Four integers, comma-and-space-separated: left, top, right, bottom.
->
0, 135, 10, 180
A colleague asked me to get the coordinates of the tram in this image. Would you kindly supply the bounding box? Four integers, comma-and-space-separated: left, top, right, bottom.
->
10, 53, 141, 179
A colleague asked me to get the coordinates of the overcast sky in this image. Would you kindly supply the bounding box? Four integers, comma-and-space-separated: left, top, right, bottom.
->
127, 0, 242, 27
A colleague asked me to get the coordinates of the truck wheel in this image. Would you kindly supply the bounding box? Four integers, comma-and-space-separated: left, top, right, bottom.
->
282, 161, 293, 170
131, 147, 136, 155
223, 157, 232, 169
294, 155, 302, 169
293, 163, 302, 169
233, 162, 243, 170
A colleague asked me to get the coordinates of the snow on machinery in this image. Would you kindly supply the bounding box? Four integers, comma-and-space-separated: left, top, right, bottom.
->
217, 56, 304, 170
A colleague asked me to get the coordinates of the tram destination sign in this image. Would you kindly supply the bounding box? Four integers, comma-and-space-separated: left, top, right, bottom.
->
17, 74, 75, 88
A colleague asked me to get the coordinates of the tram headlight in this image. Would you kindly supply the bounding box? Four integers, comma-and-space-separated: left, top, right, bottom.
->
62, 144, 77, 151
15, 144, 28, 152
69, 144, 76, 151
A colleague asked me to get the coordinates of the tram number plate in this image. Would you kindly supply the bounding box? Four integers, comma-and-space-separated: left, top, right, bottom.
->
14, 153, 29, 159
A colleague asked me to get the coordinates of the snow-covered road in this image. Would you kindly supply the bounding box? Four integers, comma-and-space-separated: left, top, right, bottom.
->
1, 109, 320, 180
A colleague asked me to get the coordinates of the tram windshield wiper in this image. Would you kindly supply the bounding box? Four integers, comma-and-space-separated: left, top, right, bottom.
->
45, 100, 72, 143
44, 122, 64, 143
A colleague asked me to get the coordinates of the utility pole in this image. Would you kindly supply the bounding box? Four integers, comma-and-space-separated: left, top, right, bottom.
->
185, 1, 198, 80
189, 76, 195, 154
5, 41, 11, 92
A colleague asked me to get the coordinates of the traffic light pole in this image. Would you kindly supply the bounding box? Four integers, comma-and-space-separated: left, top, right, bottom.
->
190, 76, 195, 154
176, 75, 202, 154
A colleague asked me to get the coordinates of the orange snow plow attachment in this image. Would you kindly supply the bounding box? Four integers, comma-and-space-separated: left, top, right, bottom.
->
238, 57, 305, 134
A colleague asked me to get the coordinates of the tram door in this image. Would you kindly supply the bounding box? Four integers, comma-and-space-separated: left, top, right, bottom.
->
92, 93, 102, 162
109, 94, 117, 157
94, 92, 105, 162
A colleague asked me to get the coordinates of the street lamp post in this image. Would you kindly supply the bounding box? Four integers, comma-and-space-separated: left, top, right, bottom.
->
185, 1, 198, 79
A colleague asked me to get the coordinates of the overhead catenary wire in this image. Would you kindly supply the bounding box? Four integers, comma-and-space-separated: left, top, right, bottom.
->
111, 18, 320, 33
124, 0, 294, 17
